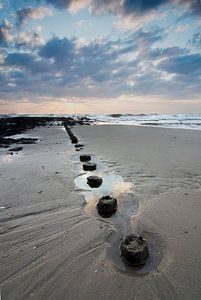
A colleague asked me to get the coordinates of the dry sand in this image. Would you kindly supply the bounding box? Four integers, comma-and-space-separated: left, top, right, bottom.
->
1, 124, 201, 299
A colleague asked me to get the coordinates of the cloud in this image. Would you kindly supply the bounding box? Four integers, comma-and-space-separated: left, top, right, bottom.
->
122, 0, 169, 15
1, 19, 201, 103
149, 46, 188, 60
15, 27, 45, 49
90, 0, 201, 16
178, 0, 201, 15
36, 0, 200, 31
1, 28, 159, 99
189, 32, 201, 48
159, 54, 201, 76
39, 36, 75, 63
175, 23, 189, 32
43, 0, 91, 12
0, 20, 12, 47
42, 0, 201, 16
5, 52, 36, 68
5, 52, 51, 74
44, 0, 75, 9
16, 6, 52, 25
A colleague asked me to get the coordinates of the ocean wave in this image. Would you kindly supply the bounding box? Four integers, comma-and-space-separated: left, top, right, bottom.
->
1, 113, 201, 130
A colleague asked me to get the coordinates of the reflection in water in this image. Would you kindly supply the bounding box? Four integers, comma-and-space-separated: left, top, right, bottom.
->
74, 172, 134, 221
71, 155, 106, 174
106, 228, 164, 275
6, 133, 40, 139
74, 173, 133, 199
73, 156, 163, 275
74, 166, 141, 272
0, 154, 15, 163
0, 206, 6, 210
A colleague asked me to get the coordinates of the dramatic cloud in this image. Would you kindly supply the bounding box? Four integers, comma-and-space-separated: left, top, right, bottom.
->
1, 22, 201, 103
16, 6, 52, 25
0, 28, 160, 100
5, 52, 50, 74
41, 0, 201, 16
0, 0, 201, 110
122, 0, 201, 15
34, 0, 201, 31
45, 0, 74, 9
39, 36, 74, 62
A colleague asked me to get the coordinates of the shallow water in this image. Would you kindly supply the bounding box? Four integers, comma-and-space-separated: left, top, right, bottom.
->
72, 147, 164, 275
74, 172, 133, 197
106, 228, 165, 275
0, 152, 20, 163
4, 133, 40, 139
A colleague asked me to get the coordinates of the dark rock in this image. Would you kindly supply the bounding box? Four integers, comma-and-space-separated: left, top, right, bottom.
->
80, 154, 91, 162
109, 114, 122, 118
9, 146, 23, 152
0, 144, 9, 148
18, 138, 38, 144
71, 136, 78, 144
0, 116, 92, 143
75, 144, 84, 148
97, 196, 117, 217
87, 176, 102, 188
83, 162, 97, 171
121, 234, 149, 266
0, 137, 38, 148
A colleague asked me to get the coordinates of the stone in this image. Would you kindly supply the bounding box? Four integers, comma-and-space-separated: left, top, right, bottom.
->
75, 144, 84, 148
9, 146, 23, 152
83, 162, 97, 171
97, 196, 117, 217
80, 154, 91, 162
68, 132, 74, 138
71, 136, 78, 144
87, 176, 102, 188
121, 234, 149, 266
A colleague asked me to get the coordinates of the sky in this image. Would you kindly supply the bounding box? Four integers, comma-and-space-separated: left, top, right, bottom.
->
0, 0, 201, 115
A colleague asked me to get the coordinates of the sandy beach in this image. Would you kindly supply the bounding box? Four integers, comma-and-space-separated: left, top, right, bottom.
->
1, 124, 201, 299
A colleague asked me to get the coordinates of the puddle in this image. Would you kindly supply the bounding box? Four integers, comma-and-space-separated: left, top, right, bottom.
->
74, 172, 133, 196
5, 133, 40, 139
73, 151, 164, 275
106, 229, 165, 276
73, 160, 106, 174
0, 153, 17, 163
0, 206, 7, 211
0, 205, 12, 211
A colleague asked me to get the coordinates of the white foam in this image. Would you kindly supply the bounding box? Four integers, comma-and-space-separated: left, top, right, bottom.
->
90, 113, 201, 130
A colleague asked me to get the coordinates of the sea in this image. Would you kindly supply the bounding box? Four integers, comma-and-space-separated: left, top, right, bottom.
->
1, 114, 201, 130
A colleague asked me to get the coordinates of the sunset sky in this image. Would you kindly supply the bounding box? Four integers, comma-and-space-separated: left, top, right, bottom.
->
0, 0, 201, 114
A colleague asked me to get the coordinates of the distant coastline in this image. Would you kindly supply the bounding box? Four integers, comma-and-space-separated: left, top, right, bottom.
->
1, 113, 201, 130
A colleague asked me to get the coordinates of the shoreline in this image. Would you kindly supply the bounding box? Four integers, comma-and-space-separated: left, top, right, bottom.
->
1, 124, 201, 299
93, 122, 201, 131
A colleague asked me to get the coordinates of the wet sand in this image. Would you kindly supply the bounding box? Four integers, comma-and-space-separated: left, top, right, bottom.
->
1, 124, 201, 299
